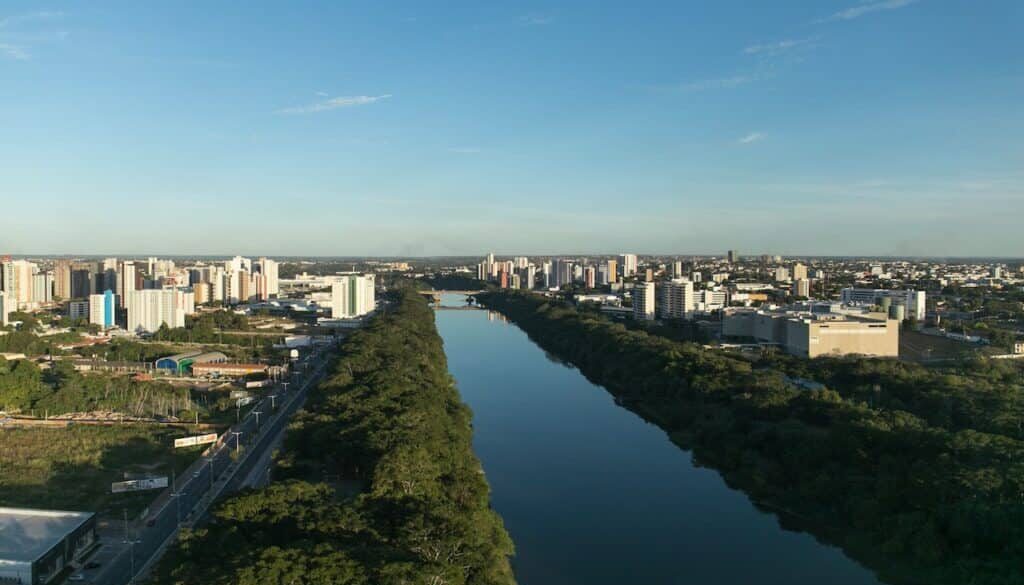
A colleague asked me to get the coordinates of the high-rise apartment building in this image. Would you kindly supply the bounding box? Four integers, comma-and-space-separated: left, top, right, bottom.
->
584, 266, 596, 289
792, 279, 811, 298
32, 272, 53, 305
774, 267, 791, 282
657, 279, 694, 319
552, 259, 573, 289
1, 259, 36, 310
89, 290, 118, 329
633, 282, 655, 321
118, 261, 137, 308
618, 254, 638, 278
255, 258, 279, 298
127, 289, 195, 334
672, 261, 684, 278
331, 275, 376, 318
606, 259, 618, 284
727, 250, 740, 264
53, 260, 72, 300
793, 263, 808, 281
0, 291, 9, 326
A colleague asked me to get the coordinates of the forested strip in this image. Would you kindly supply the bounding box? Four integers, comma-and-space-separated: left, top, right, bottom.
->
153, 290, 515, 585
478, 290, 1024, 585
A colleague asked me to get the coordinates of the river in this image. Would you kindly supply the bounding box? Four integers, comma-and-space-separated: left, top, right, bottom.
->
434, 294, 882, 585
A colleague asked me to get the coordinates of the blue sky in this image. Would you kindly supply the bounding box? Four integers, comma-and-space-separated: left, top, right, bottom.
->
1, 0, 1021, 257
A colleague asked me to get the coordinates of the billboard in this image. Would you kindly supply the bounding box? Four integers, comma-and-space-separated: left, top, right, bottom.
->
111, 477, 169, 493
174, 433, 219, 448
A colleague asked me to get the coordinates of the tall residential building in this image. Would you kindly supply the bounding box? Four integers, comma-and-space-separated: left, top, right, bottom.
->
597, 263, 610, 286
53, 260, 72, 299
793, 263, 808, 281
89, 290, 118, 329
1, 260, 36, 310
102, 258, 119, 293
606, 259, 618, 284
127, 289, 195, 334
618, 254, 638, 278
71, 263, 96, 298
657, 279, 695, 319
633, 282, 655, 321
513, 256, 529, 270
256, 257, 280, 298
68, 300, 89, 320
727, 250, 740, 264
672, 261, 684, 278
118, 261, 137, 308
0, 291, 9, 326
792, 279, 811, 298
552, 259, 573, 289
774, 267, 791, 282
584, 266, 596, 289
32, 272, 53, 304
331, 275, 376, 318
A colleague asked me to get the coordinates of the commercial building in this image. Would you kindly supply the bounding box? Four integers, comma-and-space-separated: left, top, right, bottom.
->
657, 279, 694, 319
127, 289, 195, 334
330, 275, 375, 318
88, 290, 118, 329
633, 282, 655, 321
839, 288, 926, 321
723, 304, 899, 358
0, 507, 97, 585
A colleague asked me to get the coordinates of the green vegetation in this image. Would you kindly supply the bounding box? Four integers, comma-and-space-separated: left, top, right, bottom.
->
153, 290, 514, 585
149, 311, 284, 354
479, 290, 1024, 585
0, 425, 203, 515
0, 356, 233, 422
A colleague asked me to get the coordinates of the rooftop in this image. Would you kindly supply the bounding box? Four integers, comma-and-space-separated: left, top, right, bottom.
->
0, 507, 94, 562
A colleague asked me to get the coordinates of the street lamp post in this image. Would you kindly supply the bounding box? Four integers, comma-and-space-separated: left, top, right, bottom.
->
231, 431, 243, 453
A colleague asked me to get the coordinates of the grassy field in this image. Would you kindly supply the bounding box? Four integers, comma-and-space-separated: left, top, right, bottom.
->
0, 424, 206, 517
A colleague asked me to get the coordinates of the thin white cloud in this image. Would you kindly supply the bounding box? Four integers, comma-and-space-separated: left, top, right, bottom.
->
676, 74, 760, 92
817, 0, 919, 23
0, 10, 67, 60
0, 11, 65, 28
521, 13, 553, 26
0, 43, 28, 60
279, 94, 392, 114
315, 91, 329, 97
738, 132, 766, 144
743, 38, 810, 56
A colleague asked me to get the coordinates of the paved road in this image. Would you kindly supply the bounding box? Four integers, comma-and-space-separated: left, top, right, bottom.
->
68, 347, 334, 585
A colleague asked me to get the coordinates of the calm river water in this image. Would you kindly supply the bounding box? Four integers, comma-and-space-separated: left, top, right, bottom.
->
435, 294, 882, 585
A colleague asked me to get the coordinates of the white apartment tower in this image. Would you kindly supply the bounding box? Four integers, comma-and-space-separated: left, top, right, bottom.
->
128, 289, 195, 334
657, 279, 695, 319
331, 275, 376, 318
633, 282, 656, 321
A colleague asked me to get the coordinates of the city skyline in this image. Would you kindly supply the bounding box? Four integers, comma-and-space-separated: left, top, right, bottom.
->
3, 1, 1022, 255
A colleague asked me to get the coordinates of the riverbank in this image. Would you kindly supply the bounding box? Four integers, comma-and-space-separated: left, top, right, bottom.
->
477, 290, 1024, 585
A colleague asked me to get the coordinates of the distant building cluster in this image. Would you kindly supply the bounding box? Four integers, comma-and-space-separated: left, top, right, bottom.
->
1, 255, 281, 334
464, 250, 1019, 360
